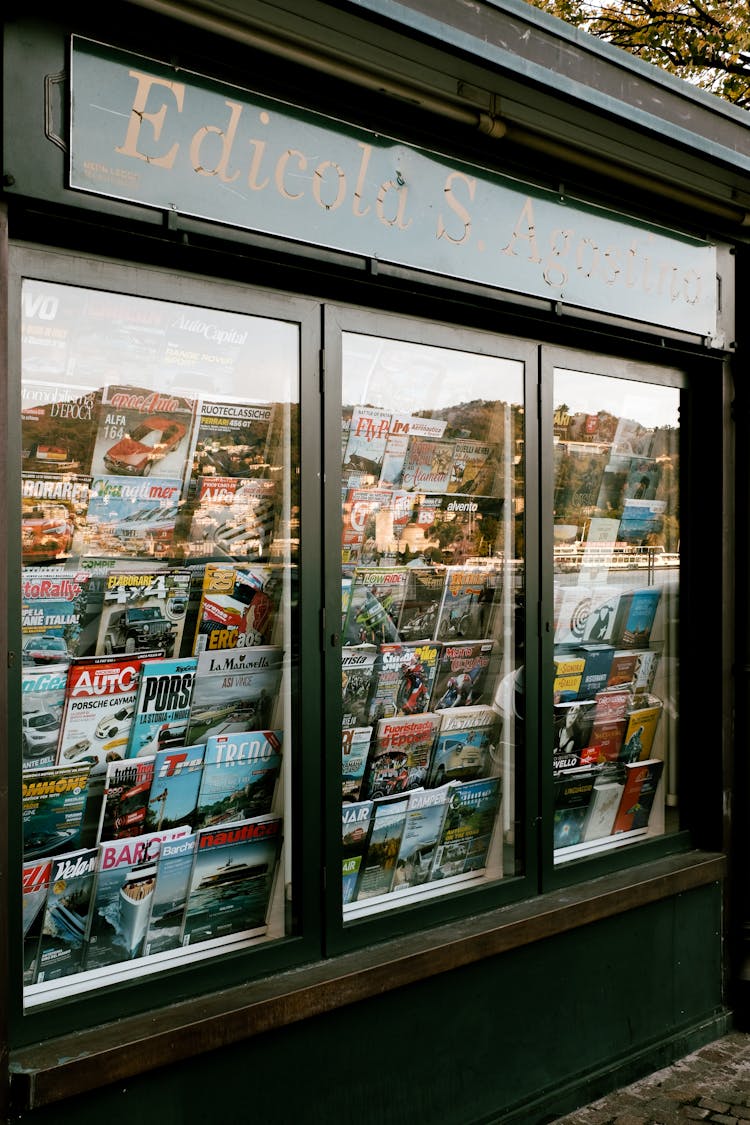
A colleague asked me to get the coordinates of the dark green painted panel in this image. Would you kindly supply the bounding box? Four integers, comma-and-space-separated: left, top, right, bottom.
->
13, 886, 725, 1125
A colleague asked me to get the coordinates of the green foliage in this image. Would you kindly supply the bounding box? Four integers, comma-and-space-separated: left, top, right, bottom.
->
525, 0, 750, 105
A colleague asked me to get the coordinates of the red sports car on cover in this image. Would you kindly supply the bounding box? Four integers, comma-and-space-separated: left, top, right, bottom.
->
103, 416, 187, 476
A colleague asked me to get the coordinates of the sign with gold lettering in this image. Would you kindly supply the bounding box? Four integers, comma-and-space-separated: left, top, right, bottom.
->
70, 37, 717, 336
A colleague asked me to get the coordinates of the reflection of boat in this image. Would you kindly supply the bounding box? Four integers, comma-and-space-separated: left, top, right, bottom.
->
119, 863, 156, 953
199, 856, 267, 888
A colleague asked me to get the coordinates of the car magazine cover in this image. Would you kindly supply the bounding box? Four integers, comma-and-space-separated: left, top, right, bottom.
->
392, 785, 455, 890
342, 800, 373, 905
194, 730, 283, 828
21, 664, 68, 770
428, 705, 502, 786
126, 655, 198, 758
97, 757, 157, 842
94, 569, 191, 659
22, 762, 92, 860
189, 399, 276, 484
56, 652, 158, 768
142, 833, 198, 957
342, 566, 409, 646
432, 640, 496, 709
363, 641, 441, 724
351, 793, 410, 902
363, 713, 442, 798
85, 824, 192, 969
429, 776, 502, 880
186, 476, 278, 561
79, 475, 184, 560
341, 645, 378, 730
192, 561, 280, 652
180, 815, 282, 945
144, 746, 206, 834
34, 846, 99, 983
22, 379, 101, 477
185, 646, 284, 745
397, 567, 447, 642
434, 565, 498, 641
21, 471, 91, 565
342, 727, 373, 802
89, 384, 196, 481
341, 488, 398, 566
22, 567, 93, 668
23, 857, 53, 986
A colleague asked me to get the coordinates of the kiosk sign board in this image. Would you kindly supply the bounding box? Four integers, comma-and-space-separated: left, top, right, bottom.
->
70, 37, 717, 337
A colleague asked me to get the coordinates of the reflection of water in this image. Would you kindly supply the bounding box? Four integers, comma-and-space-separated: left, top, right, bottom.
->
183, 879, 269, 942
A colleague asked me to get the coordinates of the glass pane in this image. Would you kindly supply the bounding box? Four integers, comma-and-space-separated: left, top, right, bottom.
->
20, 279, 299, 1006
341, 332, 525, 918
552, 368, 679, 862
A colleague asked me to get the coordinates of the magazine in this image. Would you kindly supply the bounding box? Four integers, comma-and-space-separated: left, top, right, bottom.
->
35, 846, 99, 982
89, 383, 196, 482
612, 759, 665, 833
22, 762, 91, 860
145, 745, 206, 833
180, 815, 282, 945
447, 439, 498, 496
554, 584, 622, 647
342, 566, 409, 646
393, 785, 454, 890
553, 701, 597, 771
363, 713, 441, 798
94, 569, 191, 660
21, 663, 68, 770
186, 476, 278, 561
342, 727, 373, 802
85, 824, 192, 969
21, 567, 93, 668
352, 793, 410, 901
192, 561, 280, 652
613, 588, 662, 649
341, 645, 378, 729
185, 646, 284, 745
21, 471, 91, 565
22, 379, 101, 477
189, 399, 275, 483
98, 756, 157, 842
432, 640, 496, 709
342, 406, 391, 480
401, 438, 455, 493
23, 858, 53, 985
126, 654, 197, 758
364, 641, 441, 724
397, 567, 447, 642
620, 699, 663, 763
428, 705, 501, 786
142, 833, 198, 956
79, 475, 183, 560
429, 776, 501, 879
195, 730, 283, 827
434, 566, 497, 641
342, 800, 373, 904
341, 488, 396, 566
618, 498, 666, 545
553, 768, 597, 849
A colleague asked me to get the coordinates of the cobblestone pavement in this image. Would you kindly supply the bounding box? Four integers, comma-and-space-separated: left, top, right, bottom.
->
552, 1032, 750, 1124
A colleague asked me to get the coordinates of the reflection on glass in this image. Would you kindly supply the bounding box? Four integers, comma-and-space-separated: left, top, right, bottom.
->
20, 280, 299, 1005
341, 332, 525, 918
552, 369, 679, 862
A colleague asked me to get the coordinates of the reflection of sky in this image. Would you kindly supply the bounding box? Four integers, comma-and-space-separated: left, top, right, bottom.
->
343, 333, 524, 413
555, 369, 679, 430
150, 769, 201, 822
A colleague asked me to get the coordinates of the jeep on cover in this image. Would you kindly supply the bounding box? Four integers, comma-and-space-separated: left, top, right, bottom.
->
103, 605, 174, 655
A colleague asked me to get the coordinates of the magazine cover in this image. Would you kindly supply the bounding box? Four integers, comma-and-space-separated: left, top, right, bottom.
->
392, 785, 454, 890
429, 776, 502, 880
434, 566, 497, 641
56, 652, 155, 768
89, 384, 196, 481
142, 833, 198, 956
22, 379, 101, 477
613, 587, 662, 649
447, 439, 498, 496
144, 745, 206, 833
79, 475, 183, 560
342, 727, 373, 802
378, 433, 410, 488
428, 705, 501, 786
364, 641, 441, 724
612, 759, 665, 833
553, 701, 597, 771
620, 700, 663, 763
126, 655, 197, 758
607, 650, 640, 688
22, 567, 93, 668
553, 768, 597, 849
577, 645, 616, 700
397, 567, 447, 642
582, 765, 626, 842
341, 645, 378, 730
553, 652, 585, 703
342, 567, 409, 646
186, 476, 278, 561
618, 498, 667, 545
22, 762, 91, 860
35, 846, 99, 982
342, 405, 391, 480
554, 584, 622, 646
364, 713, 441, 798
94, 569, 191, 659
401, 438, 455, 493
195, 730, 283, 827
21, 471, 91, 564
185, 646, 284, 745
633, 650, 662, 695
352, 793, 410, 902
432, 640, 496, 709
98, 757, 156, 842
421, 495, 504, 568
23, 857, 53, 986
625, 457, 663, 501
190, 399, 275, 483
21, 664, 68, 770
341, 488, 396, 566
181, 815, 282, 945
85, 824, 192, 969
192, 561, 280, 652
342, 800, 373, 905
